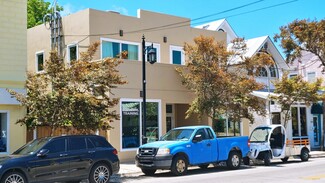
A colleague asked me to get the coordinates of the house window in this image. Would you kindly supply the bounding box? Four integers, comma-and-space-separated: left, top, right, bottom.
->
307, 72, 316, 82
170, 46, 184, 65
257, 67, 268, 77
289, 73, 298, 78
101, 38, 139, 60
121, 100, 161, 150
269, 65, 277, 77
0, 112, 8, 153
35, 51, 44, 72
67, 44, 78, 63
213, 118, 241, 137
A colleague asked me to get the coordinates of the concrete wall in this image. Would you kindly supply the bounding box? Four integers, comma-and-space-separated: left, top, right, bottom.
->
0, 0, 27, 153
0, 0, 27, 88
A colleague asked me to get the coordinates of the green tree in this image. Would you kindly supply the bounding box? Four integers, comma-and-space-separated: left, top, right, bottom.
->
176, 36, 272, 130
274, 19, 325, 68
27, 0, 63, 28
8, 42, 127, 135
274, 18, 325, 149
271, 72, 322, 128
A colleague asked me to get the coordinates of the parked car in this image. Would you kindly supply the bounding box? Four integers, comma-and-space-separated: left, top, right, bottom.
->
0, 135, 119, 183
135, 125, 250, 176
248, 125, 310, 166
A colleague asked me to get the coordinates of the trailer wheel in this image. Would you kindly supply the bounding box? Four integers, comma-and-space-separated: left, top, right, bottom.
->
227, 151, 241, 170
264, 152, 271, 166
171, 155, 188, 176
300, 148, 309, 161
281, 157, 289, 162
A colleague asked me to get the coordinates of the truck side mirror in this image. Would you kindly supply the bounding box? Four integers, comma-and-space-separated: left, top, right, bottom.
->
193, 134, 202, 143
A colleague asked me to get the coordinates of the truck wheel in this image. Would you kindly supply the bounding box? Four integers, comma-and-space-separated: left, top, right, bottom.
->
199, 164, 209, 169
264, 152, 271, 166
243, 157, 250, 165
227, 151, 241, 170
300, 148, 309, 161
281, 157, 289, 162
141, 168, 156, 176
171, 155, 188, 176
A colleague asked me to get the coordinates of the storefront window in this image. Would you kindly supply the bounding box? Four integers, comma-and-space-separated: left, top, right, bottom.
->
121, 102, 140, 149
291, 107, 307, 137
121, 100, 160, 149
0, 113, 8, 153
213, 118, 241, 136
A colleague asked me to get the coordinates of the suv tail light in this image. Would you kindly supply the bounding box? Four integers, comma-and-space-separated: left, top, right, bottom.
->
112, 149, 118, 155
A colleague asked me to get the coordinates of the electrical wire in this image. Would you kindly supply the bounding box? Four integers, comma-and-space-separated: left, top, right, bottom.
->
66, 0, 298, 38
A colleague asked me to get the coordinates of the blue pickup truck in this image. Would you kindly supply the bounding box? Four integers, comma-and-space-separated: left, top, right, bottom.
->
135, 125, 250, 176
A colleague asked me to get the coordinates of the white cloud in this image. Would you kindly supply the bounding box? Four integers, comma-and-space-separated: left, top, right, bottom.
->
111, 5, 129, 15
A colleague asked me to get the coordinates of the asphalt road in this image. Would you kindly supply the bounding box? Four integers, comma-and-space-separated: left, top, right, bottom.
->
115, 158, 325, 183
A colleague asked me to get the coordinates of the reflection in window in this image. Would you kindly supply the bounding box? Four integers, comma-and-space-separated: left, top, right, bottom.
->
102, 40, 139, 60
292, 107, 299, 136
213, 118, 240, 136
68, 44, 77, 62
269, 65, 277, 77
36, 52, 44, 72
122, 102, 140, 149
300, 107, 307, 136
0, 113, 7, 153
145, 102, 159, 143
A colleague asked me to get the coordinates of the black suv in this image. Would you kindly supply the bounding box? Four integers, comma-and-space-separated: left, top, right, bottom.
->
0, 135, 119, 183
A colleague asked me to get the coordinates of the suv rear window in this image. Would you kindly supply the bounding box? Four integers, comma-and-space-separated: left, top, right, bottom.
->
89, 136, 111, 148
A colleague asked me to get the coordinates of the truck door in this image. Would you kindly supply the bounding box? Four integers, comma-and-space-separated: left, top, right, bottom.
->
191, 128, 213, 164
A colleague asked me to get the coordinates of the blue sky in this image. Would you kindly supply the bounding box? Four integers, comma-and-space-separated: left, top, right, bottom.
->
46, 0, 324, 53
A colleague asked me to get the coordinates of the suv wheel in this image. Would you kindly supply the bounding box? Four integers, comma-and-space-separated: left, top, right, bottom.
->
89, 163, 111, 183
1, 171, 27, 183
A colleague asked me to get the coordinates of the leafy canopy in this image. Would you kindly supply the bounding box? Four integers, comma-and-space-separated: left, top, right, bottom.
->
177, 36, 274, 124
9, 42, 127, 134
27, 0, 63, 28
274, 19, 325, 69
271, 72, 322, 127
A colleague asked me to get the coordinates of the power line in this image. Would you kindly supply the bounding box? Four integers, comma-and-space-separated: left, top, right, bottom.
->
65, 0, 272, 37
69, 0, 299, 44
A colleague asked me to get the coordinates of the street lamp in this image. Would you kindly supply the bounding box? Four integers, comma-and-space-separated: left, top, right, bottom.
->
142, 35, 157, 144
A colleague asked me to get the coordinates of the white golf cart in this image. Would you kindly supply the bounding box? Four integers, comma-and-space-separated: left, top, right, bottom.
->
247, 125, 310, 166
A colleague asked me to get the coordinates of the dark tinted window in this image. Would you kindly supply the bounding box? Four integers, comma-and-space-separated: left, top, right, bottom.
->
89, 136, 111, 148
44, 138, 66, 154
195, 129, 207, 140
86, 138, 95, 149
69, 137, 87, 151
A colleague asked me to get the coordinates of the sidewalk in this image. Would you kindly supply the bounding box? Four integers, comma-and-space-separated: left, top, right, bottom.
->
118, 150, 325, 176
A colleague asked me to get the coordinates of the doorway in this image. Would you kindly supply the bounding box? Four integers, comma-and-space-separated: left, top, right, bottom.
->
166, 104, 174, 132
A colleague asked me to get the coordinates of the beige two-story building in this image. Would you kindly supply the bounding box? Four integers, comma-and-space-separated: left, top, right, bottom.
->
0, 0, 27, 154
27, 8, 231, 161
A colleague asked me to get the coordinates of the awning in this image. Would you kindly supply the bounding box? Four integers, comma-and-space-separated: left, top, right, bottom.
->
0, 88, 26, 105
311, 103, 323, 114
251, 91, 279, 100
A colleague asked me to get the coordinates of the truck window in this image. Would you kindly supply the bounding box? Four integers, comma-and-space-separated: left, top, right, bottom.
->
205, 128, 215, 139
195, 129, 208, 140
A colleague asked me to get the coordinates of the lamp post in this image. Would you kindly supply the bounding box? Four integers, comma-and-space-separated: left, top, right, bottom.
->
142, 35, 157, 144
